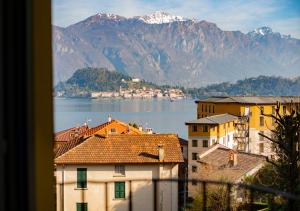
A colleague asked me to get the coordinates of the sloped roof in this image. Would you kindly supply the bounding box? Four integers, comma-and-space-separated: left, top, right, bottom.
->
185, 113, 238, 125
54, 119, 145, 156
196, 145, 265, 182
55, 125, 89, 142
55, 134, 184, 164
196, 96, 300, 105
83, 119, 145, 136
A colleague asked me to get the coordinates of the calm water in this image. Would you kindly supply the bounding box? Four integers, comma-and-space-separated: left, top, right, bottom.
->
54, 98, 196, 139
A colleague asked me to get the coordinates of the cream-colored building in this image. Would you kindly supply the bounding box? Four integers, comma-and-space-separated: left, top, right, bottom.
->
54, 134, 184, 211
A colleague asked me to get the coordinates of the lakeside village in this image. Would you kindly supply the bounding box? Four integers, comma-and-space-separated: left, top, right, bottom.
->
56, 78, 186, 100
54, 96, 300, 210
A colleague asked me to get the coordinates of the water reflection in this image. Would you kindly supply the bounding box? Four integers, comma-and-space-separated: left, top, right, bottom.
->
54, 98, 196, 139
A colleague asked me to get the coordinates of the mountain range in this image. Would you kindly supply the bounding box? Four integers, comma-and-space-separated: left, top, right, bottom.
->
53, 11, 300, 87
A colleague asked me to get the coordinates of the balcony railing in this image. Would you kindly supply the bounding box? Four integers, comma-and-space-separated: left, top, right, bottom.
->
55, 178, 300, 211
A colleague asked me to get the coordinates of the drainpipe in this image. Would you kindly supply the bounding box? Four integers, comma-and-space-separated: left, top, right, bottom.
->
61, 165, 65, 211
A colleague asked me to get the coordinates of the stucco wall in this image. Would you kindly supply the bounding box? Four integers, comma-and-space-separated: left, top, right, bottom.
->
56, 164, 178, 211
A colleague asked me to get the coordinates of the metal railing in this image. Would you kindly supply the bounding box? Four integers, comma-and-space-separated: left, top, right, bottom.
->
55, 178, 300, 211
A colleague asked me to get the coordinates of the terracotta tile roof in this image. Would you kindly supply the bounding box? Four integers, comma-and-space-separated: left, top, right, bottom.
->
55, 134, 184, 164
55, 125, 89, 142
54, 119, 145, 155
82, 119, 145, 137
195, 145, 265, 182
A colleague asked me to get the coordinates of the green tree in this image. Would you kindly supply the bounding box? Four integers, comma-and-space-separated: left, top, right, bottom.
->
258, 104, 300, 209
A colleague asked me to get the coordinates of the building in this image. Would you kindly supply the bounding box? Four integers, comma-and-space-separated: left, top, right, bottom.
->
187, 96, 300, 155
185, 113, 239, 150
54, 134, 184, 211
54, 125, 89, 151
188, 144, 265, 198
54, 118, 145, 151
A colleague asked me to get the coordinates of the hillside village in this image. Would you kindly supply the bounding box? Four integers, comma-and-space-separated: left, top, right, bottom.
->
53, 96, 300, 210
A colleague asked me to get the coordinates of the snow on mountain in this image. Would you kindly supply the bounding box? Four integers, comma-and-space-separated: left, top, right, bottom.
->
247, 26, 292, 39
136, 11, 190, 24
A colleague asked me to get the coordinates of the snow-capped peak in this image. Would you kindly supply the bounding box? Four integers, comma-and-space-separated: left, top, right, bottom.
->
247, 26, 292, 39
96, 13, 121, 19
248, 26, 273, 36
254, 26, 273, 35
137, 11, 190, 24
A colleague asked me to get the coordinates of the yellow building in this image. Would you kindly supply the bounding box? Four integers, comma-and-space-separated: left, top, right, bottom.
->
187, 96, 300, 156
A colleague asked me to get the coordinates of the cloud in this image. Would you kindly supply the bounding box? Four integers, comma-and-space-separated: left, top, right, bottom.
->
52, 0, 300, 38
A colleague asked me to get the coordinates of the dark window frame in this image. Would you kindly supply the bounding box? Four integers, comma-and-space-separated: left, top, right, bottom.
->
77, 168, 87, 188
115, 182, 126, 199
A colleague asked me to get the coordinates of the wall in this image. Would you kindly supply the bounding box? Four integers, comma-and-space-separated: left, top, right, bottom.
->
56, 164, 178, 211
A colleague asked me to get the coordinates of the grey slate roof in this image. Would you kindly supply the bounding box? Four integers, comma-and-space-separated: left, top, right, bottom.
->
185, 113, 238, 125
195, 96, 300, 105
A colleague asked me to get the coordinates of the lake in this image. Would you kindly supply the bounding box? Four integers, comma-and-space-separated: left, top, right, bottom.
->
54, 98, 197, 139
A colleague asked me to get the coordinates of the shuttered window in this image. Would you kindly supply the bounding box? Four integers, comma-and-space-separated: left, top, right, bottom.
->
77, 168, 87, 188
115, 182, 125, 199
76, 203, 88, 211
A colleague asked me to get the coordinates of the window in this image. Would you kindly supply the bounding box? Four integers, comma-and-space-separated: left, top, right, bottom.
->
192, 125, 197, 132
272, 106, 276, 115
77, 203, 88, 211
202, 104, 204, 112
115, 182, 125, 199
259, 131, 264, 141
192, 179, 198, 186
77, 168, 87, 188
111, 128, 116, 133
212, 139, 216, 145
260, 106, 264, 115
205, 105, 207, 112
203, 140, 208, 147
115, 165, 125, 176
203, 125, 209, 132
260, 116, 264, 127
192, 153, 198, 160
227, 122, 230, 127
259, 143, 264, 154
192, 140, 198, 147
212, 105, 215, 113
283, 106, 287, 114
208, 105, 211, 113
192, 166, 198, 173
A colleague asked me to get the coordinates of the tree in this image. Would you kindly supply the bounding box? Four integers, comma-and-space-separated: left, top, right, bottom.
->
259, 103, 300, 209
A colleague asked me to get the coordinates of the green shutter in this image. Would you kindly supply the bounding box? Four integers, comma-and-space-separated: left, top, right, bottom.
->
76, 203, 87, 211
115, 182, 125, 198
77, 168, 87, 188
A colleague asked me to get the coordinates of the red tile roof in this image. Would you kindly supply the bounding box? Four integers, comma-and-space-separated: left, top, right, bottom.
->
195, 145, 265, 182
55, 125, 89, 142
55, 134, 184, 164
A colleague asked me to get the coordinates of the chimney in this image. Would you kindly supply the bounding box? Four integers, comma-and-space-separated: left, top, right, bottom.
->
108, 114, 112, 122
138, 126, 143, 132
228, 150, 238, 166
158, 145, 165, 162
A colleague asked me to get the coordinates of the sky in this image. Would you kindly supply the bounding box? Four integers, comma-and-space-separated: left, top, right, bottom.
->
52, 0, 300, 38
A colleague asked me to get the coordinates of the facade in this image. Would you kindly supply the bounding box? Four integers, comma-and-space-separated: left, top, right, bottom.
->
54, 134, 184, 211
187, 96, 300, 156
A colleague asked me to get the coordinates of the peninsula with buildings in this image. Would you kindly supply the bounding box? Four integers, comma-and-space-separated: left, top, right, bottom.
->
55, 67, 300, 100
55, 67, 185, 99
